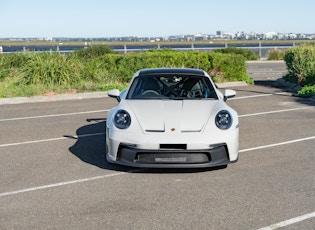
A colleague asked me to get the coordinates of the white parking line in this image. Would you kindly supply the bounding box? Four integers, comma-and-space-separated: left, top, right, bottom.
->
0, 172, 128, 198
231, 92, 291, 100
257, 211, 315, 230
239, 107, 309, 118
231, 93, 273, 100
239, 136, 315, 153
0, 109, 109, 122
0, 133, 105, 148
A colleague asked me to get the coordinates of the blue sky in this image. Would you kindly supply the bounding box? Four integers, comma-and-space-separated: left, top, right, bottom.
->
1, 0, 315, 38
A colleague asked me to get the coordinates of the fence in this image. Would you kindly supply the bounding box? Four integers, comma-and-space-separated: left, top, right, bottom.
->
0, 42, 296, 59
113, 42, 295, 59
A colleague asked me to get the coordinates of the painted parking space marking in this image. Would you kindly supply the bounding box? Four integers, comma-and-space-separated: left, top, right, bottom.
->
231, 92, 291, 100
231, 93, 273, 100
239, 136, 315, 153
0, 109, 109, 122
257, 211, 315, 230
238, 107, 309, 118
0, 172, 128, 198
0, 132, 105, 148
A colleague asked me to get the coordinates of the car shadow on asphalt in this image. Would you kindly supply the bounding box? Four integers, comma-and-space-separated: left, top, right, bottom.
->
235, 79, 315, 107
67, 119, 228, 173
254, 79, 294, 91
255, 79, 315, 106
230, 80, 294, 96
67, 119, 132, 172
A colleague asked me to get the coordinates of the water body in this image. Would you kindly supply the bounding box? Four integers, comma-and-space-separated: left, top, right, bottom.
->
1, 45, 84, 52
0, 42, 295, 58
1, 42, 295, 52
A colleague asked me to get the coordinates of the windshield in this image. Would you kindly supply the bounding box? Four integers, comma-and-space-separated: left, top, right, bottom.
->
126, 74, 218, 100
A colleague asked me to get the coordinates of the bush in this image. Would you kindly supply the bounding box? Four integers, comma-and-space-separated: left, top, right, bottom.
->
72, 45, 115, 59
20, 52, 82, 86
0, 53, 31, 80
268, 49, 285, 60
95, 50, 251, 84
284, 44, 315, 86
213, 47, 259, 60
297, 85, 315, 97
210, 52, 253, 83
0, 49, 252, 97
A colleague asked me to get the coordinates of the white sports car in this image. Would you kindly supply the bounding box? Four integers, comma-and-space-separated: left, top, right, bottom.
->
106, 68, 239, 168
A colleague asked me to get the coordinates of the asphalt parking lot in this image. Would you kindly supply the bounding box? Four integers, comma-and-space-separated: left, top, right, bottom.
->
0, 61, 314, 229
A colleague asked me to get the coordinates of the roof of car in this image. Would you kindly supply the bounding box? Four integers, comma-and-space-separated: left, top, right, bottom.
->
138, 68, 205, 76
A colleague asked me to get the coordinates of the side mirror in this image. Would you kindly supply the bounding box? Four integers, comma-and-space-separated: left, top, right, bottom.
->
107, 89, 121, 102
224, 89, 236, 101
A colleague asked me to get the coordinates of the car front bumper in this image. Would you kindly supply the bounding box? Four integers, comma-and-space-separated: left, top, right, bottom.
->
107, 143, 237, 168
106, 125, 239, 168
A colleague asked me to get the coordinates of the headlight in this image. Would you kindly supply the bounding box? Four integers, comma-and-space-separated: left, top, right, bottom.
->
215, 110, 232, 130
113, 110, 131, 129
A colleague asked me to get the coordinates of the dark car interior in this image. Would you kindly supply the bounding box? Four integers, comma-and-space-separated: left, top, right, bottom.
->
127, 74, 218, 100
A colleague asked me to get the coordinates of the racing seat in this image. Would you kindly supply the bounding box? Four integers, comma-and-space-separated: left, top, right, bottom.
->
140, 78, 161, 95
181, 78, 202, 98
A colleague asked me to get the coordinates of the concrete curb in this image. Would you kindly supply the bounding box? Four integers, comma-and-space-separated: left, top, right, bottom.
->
0, 82, 247, 105
0, 92, 108, 105
246, 60, 285, 64
216, 81, 248, 88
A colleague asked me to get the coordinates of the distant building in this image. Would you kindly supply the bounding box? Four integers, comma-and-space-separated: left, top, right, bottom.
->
194, 33, 208, 41
264, 32, 277, 39
288, 33, 297, 39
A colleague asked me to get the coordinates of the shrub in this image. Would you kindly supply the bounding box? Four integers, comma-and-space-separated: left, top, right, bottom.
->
268, 49, 285, 60
96, 50, 251, 84
213, 47, 259, 60
20, 52, 82, 86
0, 55, 7, 80
297, 85, 315, 97
0, 53, 31, 80
0, 49, 252, 97
96, 50, 211, 83
72, 45, 115, 59
210, 52, 253, 83
284, 44, 315, 86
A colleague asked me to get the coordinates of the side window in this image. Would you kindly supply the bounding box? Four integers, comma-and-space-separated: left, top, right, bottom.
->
203, 78, 218, 99
126, 77, 141, 99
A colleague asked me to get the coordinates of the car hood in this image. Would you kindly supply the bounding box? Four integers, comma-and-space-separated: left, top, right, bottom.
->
126, 100, 219, 133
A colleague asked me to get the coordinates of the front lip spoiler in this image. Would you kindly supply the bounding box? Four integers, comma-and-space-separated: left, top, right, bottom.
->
113, 160, 237, 169
110, 145, 237, 168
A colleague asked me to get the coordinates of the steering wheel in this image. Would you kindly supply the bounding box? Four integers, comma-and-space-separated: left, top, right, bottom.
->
141, 90, 159, 95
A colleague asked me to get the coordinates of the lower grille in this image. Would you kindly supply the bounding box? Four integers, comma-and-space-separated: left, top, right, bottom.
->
136, 152, 211, 164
